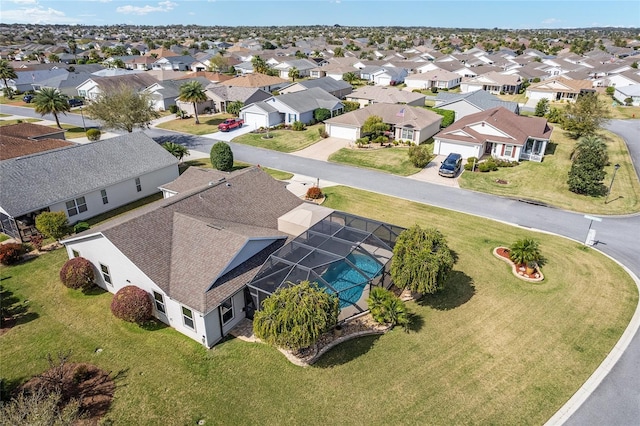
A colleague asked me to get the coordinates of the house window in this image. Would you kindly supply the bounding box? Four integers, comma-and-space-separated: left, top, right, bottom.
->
101, 189, 109, 205
401, 128, 414, 140
221, 297, 234, 325
65, 196, 87, 217
78, 90, 87, 97
153, 291, 166, 314
504, 145, 514, 157
135, 178, 142, 192
182, 306, 195, 330
100, 263, 112, 285
288, 113, 296, 123
72, 249, 80, 258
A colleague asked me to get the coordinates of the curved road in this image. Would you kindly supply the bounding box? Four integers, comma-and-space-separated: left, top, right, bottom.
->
2, 105, 639, 424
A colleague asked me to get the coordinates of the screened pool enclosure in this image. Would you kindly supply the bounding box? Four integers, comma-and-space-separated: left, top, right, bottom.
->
247, 211, 405, 320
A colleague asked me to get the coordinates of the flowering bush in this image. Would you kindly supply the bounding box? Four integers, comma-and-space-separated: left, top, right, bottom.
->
306, 186, 323, 200
110, 286, 152, 324
59, 257, 95, 290
0, 243, 26, 265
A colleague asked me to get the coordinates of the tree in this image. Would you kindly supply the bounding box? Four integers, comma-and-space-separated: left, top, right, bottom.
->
562, 93, 611, 139
534, 98, 549, 117
83, 84, 159, 133
313, 108, 331, 122
0, 59, 18, 99
33, 88, 70, 129
59, 257, 95, 291
362, 115, 389, 140
111, 58, 125, 69
210, 141, 234, 171
333, 47, 345, 57
391, 225, 454, 294
288, 66, 299, 82
226, 100, 243, 116
35, 211, 69, 241
567, 135, 609, 196
110, 286, 153, 324
408, 144, 431, 168
342, 71, 358, 85
367, 286, 409, 329
251, 55, 269, 74
508, 238, 542, 266
546, 106, 563, 123
67, 40, 77, 62
631, 61, 638, 69
253, 281, 339, 351
162, 141, 189, 162
343, 100, 360, 112
207, 54, 228, 72
178, 81, 207, 124
48, 53, 60, 63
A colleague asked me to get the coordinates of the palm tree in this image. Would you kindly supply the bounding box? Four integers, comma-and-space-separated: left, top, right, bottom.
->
288, 66, 299, 82
0, 59, 18, 99
112, 58, 125, 69
33, 88, 70, 129
342, 71, 358, 86
161, 142, 190, 163
251, 55, 269, 74
509, 238, 542, 267
178, 81, 207, 124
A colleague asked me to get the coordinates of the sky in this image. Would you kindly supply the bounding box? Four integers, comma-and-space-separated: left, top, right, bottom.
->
1, 0, 639, 29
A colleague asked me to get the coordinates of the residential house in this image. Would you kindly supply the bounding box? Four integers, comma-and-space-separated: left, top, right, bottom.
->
593, 70, 640, 88
434, 90, 520, 121
76, 73, 159, 100
151, 55, 196, 71
220, 74, 289, 92
404, 69, 462, 90
241, 87, 343, 128
345, 86, 425, 108
0, 133, 178, 242
433, 107, 552, 162
370, 67, 408, 86
279, 77, 353, 99
324, 103, 442, 144
614, 84, 640, 106
124, 56, 155, 71
460, 71, 522, 94
31, 71, 96, 98
525, 77, 596, 103
416, 61, 474, 78
273, 58, 318, 80
145, 77, 212, 111
205, 84, 272, 114
0, 123, 72, 161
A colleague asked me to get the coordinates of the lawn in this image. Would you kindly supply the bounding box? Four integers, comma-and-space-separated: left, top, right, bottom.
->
0, 186, 636, 425
329, 145, 428, 176
0, 118, 42, 126
232, 124, 324, 152
155, 113, 234, 135
50, 123, 88, 139
459, 127, 640, 215
180, 158, 294, 181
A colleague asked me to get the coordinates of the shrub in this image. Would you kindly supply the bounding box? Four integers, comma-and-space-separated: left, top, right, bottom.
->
30, 234, 44, 251
355, 137, 369, 147
85, 128, 101, 141
464, 157, 478, 171
605, 86, 615, 97
317, 127, 329, 138
35, 211, 69, 241
306, 186, 323, 200
430, 108, 455, 128
509, 238, 542, 266
0, 243, 26, 265
342, 100, 360, 112
168, 104, 179, 114
210, 141, 234, 171
430, 86, 438, 93
408, 144, 432, 168
291, 120, 305, 131
374, 135, 388, 146
73, 222, 90, 234
367, 287, 409, 329
313, 108, 331, 122
110, 286, 153, 324
59, 257, 95, 290
203, 106, 212, 114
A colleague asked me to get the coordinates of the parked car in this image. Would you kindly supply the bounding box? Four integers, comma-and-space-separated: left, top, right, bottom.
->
438, 153, 462, 178
23, 94, 34, 103
68, 98, 84, 107
218, 118, 244, 132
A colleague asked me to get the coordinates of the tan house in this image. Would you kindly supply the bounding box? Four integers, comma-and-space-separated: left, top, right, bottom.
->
220, 74, 289, 92
460, 71, 522, 94
525, 77, 596, 103
346, 86, 425, 108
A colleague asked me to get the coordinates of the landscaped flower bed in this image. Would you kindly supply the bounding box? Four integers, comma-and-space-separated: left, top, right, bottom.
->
493, 247, 544, 282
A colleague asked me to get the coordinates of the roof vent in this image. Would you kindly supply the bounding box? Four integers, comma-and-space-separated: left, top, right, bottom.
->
226, 183, 231, 187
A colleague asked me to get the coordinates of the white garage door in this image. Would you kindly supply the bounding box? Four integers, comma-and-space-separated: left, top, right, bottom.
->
328, 124, 359, 141
435, 140, 479, 159
243, 112, 267, 129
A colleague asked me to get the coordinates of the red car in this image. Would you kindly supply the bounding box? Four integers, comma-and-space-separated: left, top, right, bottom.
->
218, 118, 244, 132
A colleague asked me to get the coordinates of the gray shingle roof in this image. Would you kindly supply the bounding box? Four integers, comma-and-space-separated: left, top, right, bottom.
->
0, 132, 178, 216
436, 90, 519, 114
293, 76, 352, 93
272, 87, 342, 112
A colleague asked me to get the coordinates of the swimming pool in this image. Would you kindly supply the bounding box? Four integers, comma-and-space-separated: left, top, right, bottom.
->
320, 253, 383, 308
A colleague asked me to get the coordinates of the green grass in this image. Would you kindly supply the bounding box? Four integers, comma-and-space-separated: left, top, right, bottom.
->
84, 193, 164, 227
0, 234, 10, 242
459, 127, 640, 215
0, 118, 42, 126
155, 113, 234, 135
49, 123, 87, 139
0, 113, 10, 117
0, 185, 636, 424
329, 145, 427, 176
180, 158, 294, 181
232, 124, 324, 152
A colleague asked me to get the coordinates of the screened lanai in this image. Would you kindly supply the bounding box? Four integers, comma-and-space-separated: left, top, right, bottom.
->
247, 211, 405, 320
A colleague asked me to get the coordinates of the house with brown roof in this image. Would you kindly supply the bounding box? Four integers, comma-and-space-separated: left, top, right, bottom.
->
0, 123, 73, 161
433, 107, 552, 162
345, 86, 425, 108
220, 74, 289, 92
525, 77, 596, 104
324, 103, 442, 143
460, 71, 522, 95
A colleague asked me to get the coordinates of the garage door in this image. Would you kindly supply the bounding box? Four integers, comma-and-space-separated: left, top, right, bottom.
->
243, 112, 267, 129
328, 124, 359, 141
434, 140, 479, 159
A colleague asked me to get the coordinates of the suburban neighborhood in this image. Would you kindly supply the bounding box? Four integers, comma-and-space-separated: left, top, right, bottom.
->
1, 17, 639, 426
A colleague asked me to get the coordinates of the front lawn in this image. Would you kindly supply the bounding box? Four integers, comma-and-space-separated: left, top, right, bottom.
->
50, 123, 88, 139
329, 145, 427, 176
180, 158, 294, 181
232, 124, 324, 152
155, 113, 234, 135
0, 118, 42, 126
459, 127, 640, 215
0, 185, 636, 424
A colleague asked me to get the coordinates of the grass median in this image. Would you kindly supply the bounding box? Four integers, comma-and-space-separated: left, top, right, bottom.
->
1, 184, 636, 424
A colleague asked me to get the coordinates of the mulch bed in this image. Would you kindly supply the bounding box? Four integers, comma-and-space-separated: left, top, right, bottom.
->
493, 247, 543, 281
20, 362, 114, 425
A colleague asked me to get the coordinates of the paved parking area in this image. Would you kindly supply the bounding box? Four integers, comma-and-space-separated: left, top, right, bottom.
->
290, 137, 352, 161
407, 154, 461, 188
200, 124, 254, 141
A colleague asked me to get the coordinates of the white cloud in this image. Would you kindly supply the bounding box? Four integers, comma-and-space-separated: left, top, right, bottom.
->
541, 18, 562, 25
116, 1, 177, 15
8, 0, 38, 4
1, 6, 78, 24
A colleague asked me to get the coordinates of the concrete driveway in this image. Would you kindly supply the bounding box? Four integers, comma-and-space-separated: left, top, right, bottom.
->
291, 136, 352, 161
201, 124, 254, 142
407, 155, 461, 188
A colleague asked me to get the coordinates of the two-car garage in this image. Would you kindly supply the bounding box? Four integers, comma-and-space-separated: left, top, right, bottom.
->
325, 123, 360, 140
433, 139, 482, 159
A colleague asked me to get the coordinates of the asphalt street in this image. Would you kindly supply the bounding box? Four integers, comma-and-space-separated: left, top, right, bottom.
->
2, 104, 639, 424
